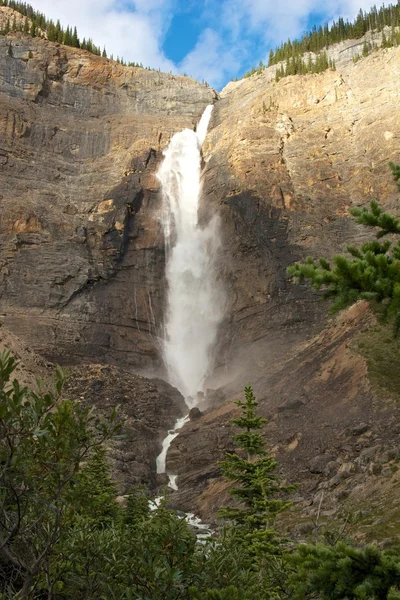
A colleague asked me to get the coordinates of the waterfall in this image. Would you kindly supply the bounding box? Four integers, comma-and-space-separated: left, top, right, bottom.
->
155, 105, 224, 490
157, 105, 224, 403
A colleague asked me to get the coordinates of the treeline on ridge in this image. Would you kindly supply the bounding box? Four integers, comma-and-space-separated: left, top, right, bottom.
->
0, 0, 144, 67
243, 2, 400, 81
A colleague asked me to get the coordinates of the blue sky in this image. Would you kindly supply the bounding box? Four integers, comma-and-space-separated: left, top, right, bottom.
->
30, 0, 387, 89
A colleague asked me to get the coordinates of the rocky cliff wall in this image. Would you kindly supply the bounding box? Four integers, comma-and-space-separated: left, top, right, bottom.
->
2, 19, 400, 536
0, 27, 215, 371
202, 44, 400, 391
168, 45, 400, 527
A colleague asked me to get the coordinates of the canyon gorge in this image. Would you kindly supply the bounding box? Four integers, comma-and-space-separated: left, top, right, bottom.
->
1, 7, 400, 541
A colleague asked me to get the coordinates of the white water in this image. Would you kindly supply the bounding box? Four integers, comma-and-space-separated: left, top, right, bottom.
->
155, 105, 224, 497
155, 414, 189, 477
157, 105, 224, 401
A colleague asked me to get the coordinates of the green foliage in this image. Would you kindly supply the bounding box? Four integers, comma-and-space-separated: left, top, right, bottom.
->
70, 445, 119, 526
3, 354, 400, 599
219, 385, 293, 556
0, 350, 119, 598
288, 161, 400, 334
0, 355, 286, 599
274, 51, 335, 82
289, 542, 400, 599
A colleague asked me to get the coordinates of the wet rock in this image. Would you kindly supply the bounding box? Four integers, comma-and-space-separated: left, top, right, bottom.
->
189, 407, 202, 421
156, 473, 170, 488
64, 364, 186, 492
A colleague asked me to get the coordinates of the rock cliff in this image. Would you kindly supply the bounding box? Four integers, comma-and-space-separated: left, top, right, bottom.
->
168, 45, 400, 532
0, 26, 215, 372
1, 13, 400, 537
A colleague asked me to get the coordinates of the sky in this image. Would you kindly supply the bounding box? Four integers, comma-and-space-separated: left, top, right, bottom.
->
29, 0, 388, 90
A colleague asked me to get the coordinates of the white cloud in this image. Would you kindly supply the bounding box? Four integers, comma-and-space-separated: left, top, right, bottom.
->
178, 28, 243, 88
220, 0, 388, 46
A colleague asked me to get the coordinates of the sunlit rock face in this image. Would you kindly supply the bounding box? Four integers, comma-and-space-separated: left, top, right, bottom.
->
168, 46, 400, 519
202, 45, 400, 391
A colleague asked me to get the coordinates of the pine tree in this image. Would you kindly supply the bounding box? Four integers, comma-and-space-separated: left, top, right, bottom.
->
268, 49, 275, 66
72, 26, 79, 47
290, 542, 400, 599
70, 445, 119, 526
288, 160, 400, 334
64, 25, 72, 46
218, 385, 293, 555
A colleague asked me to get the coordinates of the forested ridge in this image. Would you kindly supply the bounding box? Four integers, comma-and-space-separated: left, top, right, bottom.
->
242, 1, 400, 80
0, 0, 143, 66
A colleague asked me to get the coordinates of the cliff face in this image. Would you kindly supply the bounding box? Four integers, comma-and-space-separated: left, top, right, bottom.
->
0, 29, 215, 371
2, 18, 400, 536
168, 46, 400, 527
203, 45, 400, 389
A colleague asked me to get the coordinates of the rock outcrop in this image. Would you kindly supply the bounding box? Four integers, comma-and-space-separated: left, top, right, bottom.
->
0, 325, 186, 491
203, 44, 400, 390
64, 364, 186, 491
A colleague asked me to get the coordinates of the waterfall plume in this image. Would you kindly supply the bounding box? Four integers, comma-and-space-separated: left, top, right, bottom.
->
157, 105, 224, 402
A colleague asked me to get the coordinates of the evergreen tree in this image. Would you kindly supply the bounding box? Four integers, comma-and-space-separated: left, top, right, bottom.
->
72, 25, 79, 47
70, 445, 119, 526
268, 49, 274, 66
64, 25, 72, 46
288, 161, 400, 334
219, 385, 293, 556
7, 41, 12, 56
290, 542, 400, 599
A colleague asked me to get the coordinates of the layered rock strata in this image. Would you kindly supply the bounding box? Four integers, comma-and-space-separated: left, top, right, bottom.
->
0, 26, 215, 371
